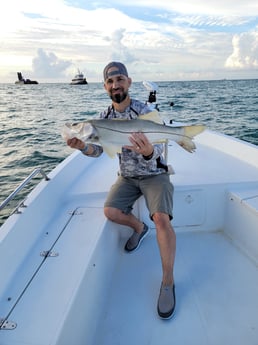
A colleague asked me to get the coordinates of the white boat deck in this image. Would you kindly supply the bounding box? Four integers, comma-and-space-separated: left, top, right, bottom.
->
95, 230, 258, 345
0, 130, 258, 345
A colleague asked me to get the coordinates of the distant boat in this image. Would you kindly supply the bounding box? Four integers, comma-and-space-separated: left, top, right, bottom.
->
15, 72, 38, 85
70, 69, 88, 85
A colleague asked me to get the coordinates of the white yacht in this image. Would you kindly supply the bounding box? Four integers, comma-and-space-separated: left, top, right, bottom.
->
70, 69, 88, 85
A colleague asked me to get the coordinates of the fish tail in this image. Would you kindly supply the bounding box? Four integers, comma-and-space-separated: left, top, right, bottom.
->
178, 125, 205, 153
184, 125, 205, 138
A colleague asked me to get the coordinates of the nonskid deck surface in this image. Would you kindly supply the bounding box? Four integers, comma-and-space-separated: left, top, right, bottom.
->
94, 230, 258, 345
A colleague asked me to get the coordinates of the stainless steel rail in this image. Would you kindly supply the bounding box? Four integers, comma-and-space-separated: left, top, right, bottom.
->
0, 168, 50, 212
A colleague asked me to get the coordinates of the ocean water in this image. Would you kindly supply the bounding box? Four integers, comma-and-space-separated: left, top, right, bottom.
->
0, 79, 258, 225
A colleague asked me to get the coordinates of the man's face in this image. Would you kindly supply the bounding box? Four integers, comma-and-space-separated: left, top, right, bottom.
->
104, 68, 131, 104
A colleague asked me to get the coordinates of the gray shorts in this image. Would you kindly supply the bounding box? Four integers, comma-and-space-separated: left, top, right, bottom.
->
104, 174, 174, 220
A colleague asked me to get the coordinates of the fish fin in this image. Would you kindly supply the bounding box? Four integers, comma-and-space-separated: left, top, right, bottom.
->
153, 139, 168, 144
184, 125, 205, 138
178, 125, 205, 153
177, 138, 196, 153
138, 110, 163, 124
101, 142, 121, 158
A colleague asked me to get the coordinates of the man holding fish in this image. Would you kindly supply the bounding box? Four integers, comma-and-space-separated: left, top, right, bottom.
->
66, 62, 183, 319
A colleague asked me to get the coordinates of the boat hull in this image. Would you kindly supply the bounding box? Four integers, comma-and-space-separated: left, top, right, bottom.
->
70, 79, 88, 85
0, 131, 258, 344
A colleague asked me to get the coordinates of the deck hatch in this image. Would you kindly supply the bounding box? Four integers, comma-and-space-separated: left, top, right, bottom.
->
0, 208, 80, 331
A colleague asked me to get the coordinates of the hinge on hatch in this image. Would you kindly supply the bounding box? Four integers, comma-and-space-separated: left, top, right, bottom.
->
0, 318, 17, 330
40, 250, 59, 257
68, 209, 83, 216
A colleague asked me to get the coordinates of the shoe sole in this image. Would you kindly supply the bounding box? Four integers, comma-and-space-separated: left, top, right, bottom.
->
158, 307, 176, 320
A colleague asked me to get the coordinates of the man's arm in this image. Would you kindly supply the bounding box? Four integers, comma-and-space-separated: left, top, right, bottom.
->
67, 137, 103, 157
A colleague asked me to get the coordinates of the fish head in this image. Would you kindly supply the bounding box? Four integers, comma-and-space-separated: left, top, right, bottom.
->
61, 122, 96, 142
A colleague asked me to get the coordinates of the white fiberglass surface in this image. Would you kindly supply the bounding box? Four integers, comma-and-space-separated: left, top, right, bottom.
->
94, 230, 258, 345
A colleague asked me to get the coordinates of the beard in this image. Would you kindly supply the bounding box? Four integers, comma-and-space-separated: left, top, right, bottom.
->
110, 89, 128, 104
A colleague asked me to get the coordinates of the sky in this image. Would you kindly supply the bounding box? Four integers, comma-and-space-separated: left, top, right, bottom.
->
0, 0, 258, 83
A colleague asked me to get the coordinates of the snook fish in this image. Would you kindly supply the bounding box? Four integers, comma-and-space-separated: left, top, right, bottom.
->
62, 111, 205, 158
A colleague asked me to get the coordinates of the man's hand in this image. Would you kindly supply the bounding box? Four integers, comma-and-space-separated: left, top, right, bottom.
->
67, 137, 85, 151
124, 132, 153, 157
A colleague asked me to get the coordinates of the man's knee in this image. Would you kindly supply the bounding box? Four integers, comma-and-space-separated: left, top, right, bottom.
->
152, 212, 170, 225
104, 206, 120, 222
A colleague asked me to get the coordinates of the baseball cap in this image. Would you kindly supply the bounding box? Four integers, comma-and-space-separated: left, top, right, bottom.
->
103, 62, 128, 81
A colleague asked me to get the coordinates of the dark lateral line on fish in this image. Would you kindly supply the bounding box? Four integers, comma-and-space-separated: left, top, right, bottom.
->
93, 125, 192, 139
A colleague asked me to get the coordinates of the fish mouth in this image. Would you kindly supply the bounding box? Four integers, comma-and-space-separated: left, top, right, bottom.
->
64, 122, 94, 142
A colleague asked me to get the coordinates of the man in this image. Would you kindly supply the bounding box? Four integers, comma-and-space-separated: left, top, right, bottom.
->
67, 62, 176, 319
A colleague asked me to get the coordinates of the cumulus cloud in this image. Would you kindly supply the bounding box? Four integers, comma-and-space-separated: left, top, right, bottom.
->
225, 32, 258, 68
1, 1, 258, 82
32, 48, 72, 78
105, 29, 138, 64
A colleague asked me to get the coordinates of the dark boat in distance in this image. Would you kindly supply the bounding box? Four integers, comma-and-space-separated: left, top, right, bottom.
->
70, 69, 88, 85
15, 72, 38, 84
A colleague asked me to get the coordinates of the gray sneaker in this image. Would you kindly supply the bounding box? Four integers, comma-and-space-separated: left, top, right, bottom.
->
124, 223, 149, 252
157, 283, 176, 319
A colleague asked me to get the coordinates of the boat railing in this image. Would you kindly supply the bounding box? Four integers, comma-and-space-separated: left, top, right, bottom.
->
0, 168, 50, 214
